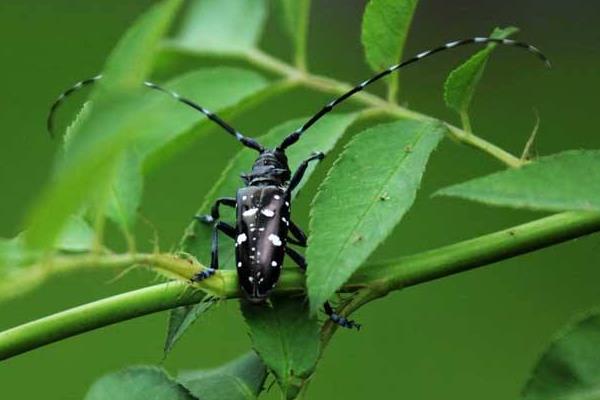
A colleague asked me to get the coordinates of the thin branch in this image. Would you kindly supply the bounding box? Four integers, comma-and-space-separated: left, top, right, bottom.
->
2, 211, 598, 361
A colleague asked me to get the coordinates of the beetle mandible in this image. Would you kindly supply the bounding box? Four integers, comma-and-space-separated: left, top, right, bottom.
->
48, 37, 549, 329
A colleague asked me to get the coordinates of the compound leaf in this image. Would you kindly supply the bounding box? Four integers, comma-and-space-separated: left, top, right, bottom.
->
522, 310, 600, 400
24, 0, 182, 251
85, 366, 196, 400
307, 119, 445, 313
179, 352, 267, 400
241, 297, 320, 399
444, 26, 519, 115
173, 0, 267, 54
361, 0, 419, 95
181, 113, 358, 268
436, 150, 600, 212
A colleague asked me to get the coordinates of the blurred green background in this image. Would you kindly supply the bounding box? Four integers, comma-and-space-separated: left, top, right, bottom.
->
1, 0, 599, 398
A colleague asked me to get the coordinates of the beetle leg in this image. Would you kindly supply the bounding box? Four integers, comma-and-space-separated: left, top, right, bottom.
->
195, 197, 236, 224
285, 152, 325, 194
191, 221, 235, 282
287, 220, 307, 247
324, 302, 361, 330
285, 247, 360, 330
285, 246, 307, 270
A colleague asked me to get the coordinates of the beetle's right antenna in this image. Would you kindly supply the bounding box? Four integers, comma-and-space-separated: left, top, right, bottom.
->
278, 36, 551, 150
46, 76, 264, 153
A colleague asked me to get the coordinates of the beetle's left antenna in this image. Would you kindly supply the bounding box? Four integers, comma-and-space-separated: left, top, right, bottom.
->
47, 76, 265, 152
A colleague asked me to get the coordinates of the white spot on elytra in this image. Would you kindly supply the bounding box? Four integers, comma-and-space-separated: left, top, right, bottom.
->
252, 247, 256, 251
261, 209, 275, 217
259, 227, 265, 232
237, 233, 247, 244
268, 234, 282, 246
243, 208, 258, 217
274, 195, 281, 200
237, 262, 242, 268
242, 195, 247, 200
271, 261, 278, 267
285, 201, 290, 207
248, 277, 254, 283
259, 278, 264, 283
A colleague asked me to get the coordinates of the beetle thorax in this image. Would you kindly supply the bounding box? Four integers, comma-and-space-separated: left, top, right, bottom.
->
241, 149, 291, 186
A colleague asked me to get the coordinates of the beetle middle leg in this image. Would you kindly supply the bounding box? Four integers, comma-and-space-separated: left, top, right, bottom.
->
285, 246, 360, 330
191, 221, 235, 282
195, 197, 236, 224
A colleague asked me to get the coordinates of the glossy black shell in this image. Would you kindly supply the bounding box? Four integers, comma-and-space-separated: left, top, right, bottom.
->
235, 185, 290, 302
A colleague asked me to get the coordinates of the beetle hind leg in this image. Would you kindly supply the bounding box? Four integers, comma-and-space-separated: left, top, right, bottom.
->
324, 301, 361, 330
285, 247, 360, 330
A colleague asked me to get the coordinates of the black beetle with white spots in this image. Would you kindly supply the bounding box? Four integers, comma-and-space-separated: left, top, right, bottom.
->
47, 37, 549, 329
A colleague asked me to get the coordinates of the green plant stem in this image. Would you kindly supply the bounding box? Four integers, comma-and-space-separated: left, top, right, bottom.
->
2, 211, 599, 361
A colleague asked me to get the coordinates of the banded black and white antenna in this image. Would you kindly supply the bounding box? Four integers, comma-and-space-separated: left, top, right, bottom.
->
47, 76, 264, 152
278, 37, 551, 150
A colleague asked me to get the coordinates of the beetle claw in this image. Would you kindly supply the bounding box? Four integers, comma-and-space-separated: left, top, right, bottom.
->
194, 214, 214, 224
190, 268, 216, 282
329, 312, 361, 330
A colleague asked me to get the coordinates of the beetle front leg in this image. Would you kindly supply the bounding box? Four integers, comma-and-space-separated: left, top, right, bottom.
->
191, 221, 235, 282
285, 246, 360, 330
195, 197, 236, 224
285, 152, 324, 194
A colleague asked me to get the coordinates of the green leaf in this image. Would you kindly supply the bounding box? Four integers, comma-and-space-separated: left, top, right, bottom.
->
181, 113, 358, 268
361, 0, 418, 96
522, 310, 600, 400
56, 215, 96, 253
85, 366, 196, 400
444, 26, 519, 115
24, 0, 182, 251
173, 0, 267, 54
241, 297, 320, 399
106, 67, 268, 233
307, 119, 445, 313
164, 296, 216, 356
436, 150, 600, 212
274, 0, 311, 68
179, 352, 267, 400
100, 0, 183, 93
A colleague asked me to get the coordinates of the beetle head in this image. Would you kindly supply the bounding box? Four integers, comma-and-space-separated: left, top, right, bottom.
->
242, 148, 291, 185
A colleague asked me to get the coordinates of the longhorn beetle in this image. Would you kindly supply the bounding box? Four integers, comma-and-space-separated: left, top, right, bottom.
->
48, 37, 550, 329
